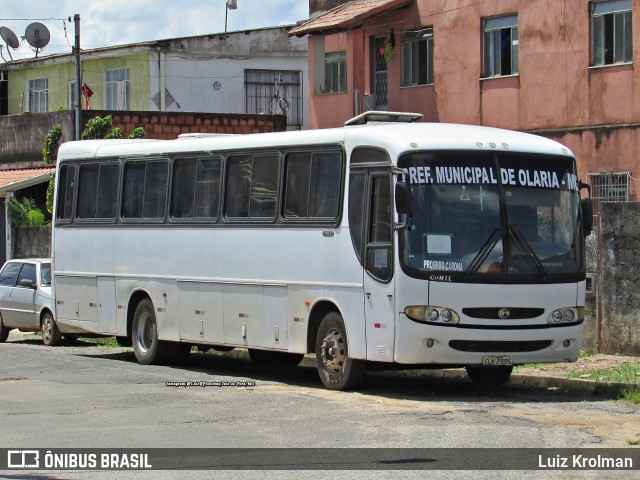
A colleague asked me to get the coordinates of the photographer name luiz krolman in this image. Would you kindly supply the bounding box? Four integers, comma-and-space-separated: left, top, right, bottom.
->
538, 453, 633, 469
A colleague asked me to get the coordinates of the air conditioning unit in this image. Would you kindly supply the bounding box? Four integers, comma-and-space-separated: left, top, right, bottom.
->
586, 273, 596, 297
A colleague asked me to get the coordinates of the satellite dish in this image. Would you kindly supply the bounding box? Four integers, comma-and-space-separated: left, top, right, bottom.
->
25, 22, 50, 57
1, 27, 20, 49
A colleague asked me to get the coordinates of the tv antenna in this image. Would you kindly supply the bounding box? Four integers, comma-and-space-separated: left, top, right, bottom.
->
24, 22, 50, 58
0, 26, 20, 61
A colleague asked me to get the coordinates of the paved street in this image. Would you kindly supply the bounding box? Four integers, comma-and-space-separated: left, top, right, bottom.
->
1, 335, 638, 478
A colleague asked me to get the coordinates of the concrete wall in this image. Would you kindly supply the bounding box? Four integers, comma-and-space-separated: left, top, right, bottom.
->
599, 202, 640, 356
13, 226, 50, 259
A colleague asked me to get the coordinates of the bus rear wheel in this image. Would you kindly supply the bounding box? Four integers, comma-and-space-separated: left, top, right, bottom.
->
315, 312, 365, 390
132, 298, 173, 365
465, 365, 513, 387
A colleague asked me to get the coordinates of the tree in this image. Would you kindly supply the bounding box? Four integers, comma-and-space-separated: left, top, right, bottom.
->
7, 197, 46, 227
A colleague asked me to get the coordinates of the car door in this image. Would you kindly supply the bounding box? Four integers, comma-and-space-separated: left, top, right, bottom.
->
10, 263, 38, 328
0, 261, 23, 327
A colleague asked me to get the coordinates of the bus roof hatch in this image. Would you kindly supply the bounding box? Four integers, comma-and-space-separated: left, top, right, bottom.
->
344, 111, 423, 126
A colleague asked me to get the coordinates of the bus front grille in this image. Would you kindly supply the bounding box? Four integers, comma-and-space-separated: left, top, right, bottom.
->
448, 340, 552, 353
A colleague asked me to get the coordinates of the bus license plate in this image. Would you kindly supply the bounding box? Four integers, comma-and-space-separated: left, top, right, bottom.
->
482, 355, 513, 366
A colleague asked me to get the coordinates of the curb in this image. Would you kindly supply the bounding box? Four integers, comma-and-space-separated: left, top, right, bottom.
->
298, 355, 633, 396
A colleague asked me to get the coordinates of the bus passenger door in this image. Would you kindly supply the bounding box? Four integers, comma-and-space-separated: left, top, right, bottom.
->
363, 172, 395, 362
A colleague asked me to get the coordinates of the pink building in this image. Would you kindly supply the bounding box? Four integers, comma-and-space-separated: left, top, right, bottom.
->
291, 0, 638, 199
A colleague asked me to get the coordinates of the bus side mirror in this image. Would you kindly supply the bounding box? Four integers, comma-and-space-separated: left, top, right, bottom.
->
579, 181, 593, 237
395, 182, 411, 216
581, 198, 593, 237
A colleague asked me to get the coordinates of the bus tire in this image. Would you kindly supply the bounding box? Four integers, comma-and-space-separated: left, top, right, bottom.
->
41, 312, 62, 346
465, 365, 513, 387
248, 349, 304, 367
132, 299, 171, 365
315, 312, 365, 390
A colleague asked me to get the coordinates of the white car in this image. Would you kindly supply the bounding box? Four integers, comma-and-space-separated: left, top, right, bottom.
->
0, 258, 63, 345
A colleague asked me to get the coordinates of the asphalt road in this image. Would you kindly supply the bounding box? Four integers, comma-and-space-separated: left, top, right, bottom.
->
1, 336, 638, 479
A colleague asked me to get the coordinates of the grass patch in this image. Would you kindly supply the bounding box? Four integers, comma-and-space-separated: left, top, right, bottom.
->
620, 388, 640, 405
81, 337, 122, 348
570, 364, 640, 383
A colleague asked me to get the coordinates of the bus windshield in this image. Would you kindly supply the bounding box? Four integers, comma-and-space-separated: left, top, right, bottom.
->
398, 151, 585, 283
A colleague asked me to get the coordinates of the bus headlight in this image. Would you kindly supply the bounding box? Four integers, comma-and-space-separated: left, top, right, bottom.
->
548, 307, 582, 324
405, 306, 460, 325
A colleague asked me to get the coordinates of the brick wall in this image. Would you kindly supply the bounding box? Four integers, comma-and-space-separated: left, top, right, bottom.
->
87, 111, 287, 140
0, 111, 287, 168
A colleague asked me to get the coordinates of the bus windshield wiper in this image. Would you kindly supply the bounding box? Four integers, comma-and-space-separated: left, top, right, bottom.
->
508, 225, 549, 282
464, 228, 502, 280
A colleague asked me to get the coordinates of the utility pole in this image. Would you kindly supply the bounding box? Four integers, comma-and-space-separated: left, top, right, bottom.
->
72, 14, 81, 141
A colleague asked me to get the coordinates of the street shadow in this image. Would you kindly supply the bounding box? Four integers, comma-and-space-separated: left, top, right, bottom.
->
63, 343, 619, 405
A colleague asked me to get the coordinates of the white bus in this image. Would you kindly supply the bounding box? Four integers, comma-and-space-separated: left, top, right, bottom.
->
52, 112, 592, 390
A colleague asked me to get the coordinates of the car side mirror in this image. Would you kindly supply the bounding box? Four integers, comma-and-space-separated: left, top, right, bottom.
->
19, 279, 37, 289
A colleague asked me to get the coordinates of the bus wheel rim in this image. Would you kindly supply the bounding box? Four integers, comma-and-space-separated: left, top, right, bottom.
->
137, 311, 155, 353
321, 328, 345, 374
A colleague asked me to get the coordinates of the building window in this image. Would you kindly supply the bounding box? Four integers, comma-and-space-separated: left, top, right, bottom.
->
592, 0, 633, 66
482, 14, 518, 77
105, 68, 130, 110
324, 52, 346, 93
28, 78, 48, 112
588, 172, 630, 201
402, 27, 434, 86
245, 70, 303, 129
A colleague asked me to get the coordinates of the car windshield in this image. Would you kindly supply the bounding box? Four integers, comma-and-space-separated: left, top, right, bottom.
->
40, 263, 52, 286
398, 151, 585, 283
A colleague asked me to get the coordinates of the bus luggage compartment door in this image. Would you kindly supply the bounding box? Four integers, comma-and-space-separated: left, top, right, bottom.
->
97, 276, 117, 335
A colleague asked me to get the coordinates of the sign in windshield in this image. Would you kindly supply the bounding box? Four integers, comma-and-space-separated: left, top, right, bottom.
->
398, 152, 585, 283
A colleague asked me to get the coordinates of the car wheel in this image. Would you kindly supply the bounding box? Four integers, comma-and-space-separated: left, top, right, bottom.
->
0, 316, 9, 343
315, 311, 365, 390
132, 298, 172, 365
465, 365, 513, 388
41, 312, 62, 346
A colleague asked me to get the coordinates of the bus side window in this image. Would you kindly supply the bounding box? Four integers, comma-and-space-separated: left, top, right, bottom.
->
122, 159, 168, 220
365, 174, 393, 282
225, 154, 279, 220
171, 156, 221, 220
348, 172, 366, 264
284, 151, 341, 220
56, 165, 76, 222
77, 163, 119, 220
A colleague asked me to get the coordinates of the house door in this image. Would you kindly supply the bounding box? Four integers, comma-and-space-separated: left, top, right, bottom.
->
373, 36, 388, 110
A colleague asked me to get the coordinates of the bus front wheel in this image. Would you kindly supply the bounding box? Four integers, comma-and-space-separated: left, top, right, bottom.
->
465, 365, 513, 387
315, 312, 365, 390
132, 299, 172, 365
